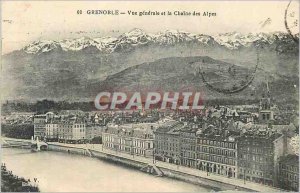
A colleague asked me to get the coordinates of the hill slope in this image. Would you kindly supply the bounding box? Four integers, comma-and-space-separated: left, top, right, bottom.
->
89, 56, 298, 105
1, 29, 298, 103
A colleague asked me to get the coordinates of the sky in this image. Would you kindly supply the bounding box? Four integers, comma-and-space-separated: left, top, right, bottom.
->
2, 0, 299, 54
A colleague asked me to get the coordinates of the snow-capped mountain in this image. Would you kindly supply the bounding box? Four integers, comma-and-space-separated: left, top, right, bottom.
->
152, 30, 194, 45
23, 40, 59, 54
213, 31, 290, 49
22, 29, 298, 54
4, 28, 298, 102
60, 37, 98, 51
118, 28, 152, 46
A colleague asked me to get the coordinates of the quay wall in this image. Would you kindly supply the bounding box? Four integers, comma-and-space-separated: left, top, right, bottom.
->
2, 139, 282, 192
2, 137, 285, 192
47, 144, 253, 191
90, 149, 147, 169
47, 144, 147, 170
47, 144, 88, 155
160, 167, 253, 192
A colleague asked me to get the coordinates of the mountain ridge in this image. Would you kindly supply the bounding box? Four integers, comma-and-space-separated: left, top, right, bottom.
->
18, 29, 299, 54
2, 29, 298, 103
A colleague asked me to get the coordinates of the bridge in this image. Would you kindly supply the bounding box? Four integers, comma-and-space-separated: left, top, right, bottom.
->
1, 137, 48, 151
1, 138, 31, 148
30, 137, 48, 151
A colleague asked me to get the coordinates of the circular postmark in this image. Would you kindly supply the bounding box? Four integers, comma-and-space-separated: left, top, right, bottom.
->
194, 49, 259, 95
285, 0, 299, 43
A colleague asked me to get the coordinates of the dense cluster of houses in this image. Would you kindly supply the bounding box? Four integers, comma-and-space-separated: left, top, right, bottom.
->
100, 91, 299, 191
28, 89, 299, 191
101, 117, 298, 191
33, 111, 106, 143
32, 110, 160, 143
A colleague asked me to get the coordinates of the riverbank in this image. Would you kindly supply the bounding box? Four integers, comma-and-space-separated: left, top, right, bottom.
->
1, 163, 40, 192
47, 144, 222, 191
1, 138, 283, 192
46, 143, 282, 192
2, 148, 210, 192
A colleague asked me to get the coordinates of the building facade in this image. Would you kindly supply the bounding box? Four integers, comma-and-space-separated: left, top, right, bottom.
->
196, 127, 238, 178
278, 154, 299, 192
154, 121, 183, 164
237, 133, 278, 186
58, 121, 86, 143
33, 114, 47, 139
45, 122, 59, 141
154, 121, 238, 178
102, 123, 155, 158
86, 124, 105, 140
180, 125, 198, 168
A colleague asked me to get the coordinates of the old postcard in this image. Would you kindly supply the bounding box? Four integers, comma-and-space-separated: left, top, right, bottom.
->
1, 0, 299, 192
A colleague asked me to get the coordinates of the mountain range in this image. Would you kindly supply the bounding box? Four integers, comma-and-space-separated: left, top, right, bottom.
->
2, 29, 299, 104
21, 28, 298, 53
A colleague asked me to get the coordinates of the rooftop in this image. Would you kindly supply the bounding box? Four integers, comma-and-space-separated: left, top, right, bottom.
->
155, 121, 184, 135
279, 154, 299, 166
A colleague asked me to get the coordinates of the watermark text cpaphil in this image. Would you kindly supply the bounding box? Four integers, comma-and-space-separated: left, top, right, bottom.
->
94, 92, 204, 110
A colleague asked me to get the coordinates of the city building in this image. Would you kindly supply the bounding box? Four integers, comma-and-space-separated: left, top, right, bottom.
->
154, 121, 183, 164
154, 120, 239, 178
180, 124, 198, 168
132, 124, 155, 157
58, 120, 86, 143
45, 121, 59, 141
33, 114, 47, 139
85, 124, 105, 140
278, 154, 299, 192
196, 125, 239, 178
237, 135, 275, 185
236, 125, 284, 186
102, 123, 156, 157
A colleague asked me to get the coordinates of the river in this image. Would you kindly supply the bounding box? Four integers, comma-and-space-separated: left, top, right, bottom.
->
2, 148, 211, 192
